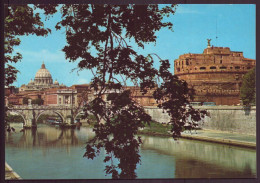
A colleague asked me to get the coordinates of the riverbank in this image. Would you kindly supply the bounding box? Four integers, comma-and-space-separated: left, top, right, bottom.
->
5, 162, 22, 180
139, 121, 256, 149
82, 121, 256, 149
180, 129, 256, 149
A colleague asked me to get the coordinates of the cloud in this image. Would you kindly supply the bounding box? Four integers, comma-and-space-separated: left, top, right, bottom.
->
15, 48, 67, 63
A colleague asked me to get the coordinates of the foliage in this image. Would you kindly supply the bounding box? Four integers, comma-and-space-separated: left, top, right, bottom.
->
4, 5, 57, 86
240, 67, 256, 105
37, 114, 55, 123
56, 4, 208, 179
139, 120, 172, 136
5, 114, 24, 123
22, 97, 29, 105
4, 4, 57, 131
4, 4, 208, 178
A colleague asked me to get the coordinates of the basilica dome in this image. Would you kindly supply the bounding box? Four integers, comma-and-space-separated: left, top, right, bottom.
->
19, 61, 63, 92
34, 62, 53, 85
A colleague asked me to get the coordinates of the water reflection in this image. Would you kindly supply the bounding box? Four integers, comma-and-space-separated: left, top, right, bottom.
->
5, 123, 256, 179
141, 136, 256, 178
5, 124, 95, 148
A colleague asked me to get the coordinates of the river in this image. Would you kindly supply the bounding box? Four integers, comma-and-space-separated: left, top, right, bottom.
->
5, 123, 256, 179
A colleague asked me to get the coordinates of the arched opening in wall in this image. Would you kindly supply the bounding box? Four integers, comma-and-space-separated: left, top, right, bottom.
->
6, 111, 25, 129
210, 66, 216, 69
219, 66, 227, 70
200, 67, 206, 70
36, 111, 64, 126
74, 111, 86, 124
235, 66, 240, 70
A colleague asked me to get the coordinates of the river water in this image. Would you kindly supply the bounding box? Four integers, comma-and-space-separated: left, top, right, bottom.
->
5, 123, 256, 179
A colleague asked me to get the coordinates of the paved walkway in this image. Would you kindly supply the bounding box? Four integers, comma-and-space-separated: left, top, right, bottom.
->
5, 162, 22, 180
181, 129, 256, 149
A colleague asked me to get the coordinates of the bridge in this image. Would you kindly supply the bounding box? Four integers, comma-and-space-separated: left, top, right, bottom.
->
7, 105, 84, 128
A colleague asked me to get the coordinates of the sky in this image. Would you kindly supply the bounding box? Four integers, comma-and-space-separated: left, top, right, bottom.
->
10, 4, 256, 87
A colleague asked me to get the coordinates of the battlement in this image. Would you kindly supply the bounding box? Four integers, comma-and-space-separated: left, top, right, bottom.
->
203, 46, 232, 55
173, 45, 256, 105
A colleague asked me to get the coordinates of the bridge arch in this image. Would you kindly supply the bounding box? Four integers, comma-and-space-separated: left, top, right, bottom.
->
74, 110, 85, 120
36, 110, 65, 123
6, 110, 26, 127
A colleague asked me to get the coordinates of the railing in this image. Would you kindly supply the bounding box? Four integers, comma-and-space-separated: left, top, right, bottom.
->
8, 105, 81, 110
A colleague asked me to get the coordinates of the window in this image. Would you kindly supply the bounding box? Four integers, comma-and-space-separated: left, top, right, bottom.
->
200, 67, 206, 70
65, 96, 69, 104
230, 67, 233, 69
247, 67, 251, 70
220, 60, 222, 64
210, 66, 216, 69
186, 59, 189, 65
219, 66, 227, 70
235, 66, 240, 69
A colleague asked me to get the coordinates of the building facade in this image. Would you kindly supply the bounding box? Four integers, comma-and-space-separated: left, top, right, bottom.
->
174, 44, 256, 105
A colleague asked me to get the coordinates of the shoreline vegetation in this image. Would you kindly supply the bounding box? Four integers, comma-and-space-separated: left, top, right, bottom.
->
82, 117, 182, 138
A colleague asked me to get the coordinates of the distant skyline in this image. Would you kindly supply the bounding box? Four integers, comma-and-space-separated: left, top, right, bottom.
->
10, 4, 256, 87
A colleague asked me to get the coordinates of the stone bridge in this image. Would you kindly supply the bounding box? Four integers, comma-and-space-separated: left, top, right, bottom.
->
7, 105, 84, 128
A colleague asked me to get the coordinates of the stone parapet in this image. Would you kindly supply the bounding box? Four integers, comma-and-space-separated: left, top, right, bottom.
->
144, 106, 256, 135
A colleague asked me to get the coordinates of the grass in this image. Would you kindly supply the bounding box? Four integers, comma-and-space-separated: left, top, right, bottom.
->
81, 115, 172, 137
138, 120, 172, 137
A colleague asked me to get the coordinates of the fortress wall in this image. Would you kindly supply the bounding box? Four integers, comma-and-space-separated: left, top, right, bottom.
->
144, 106, 256, 135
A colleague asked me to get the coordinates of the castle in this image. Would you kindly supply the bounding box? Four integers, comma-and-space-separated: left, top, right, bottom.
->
174, 41, 256, 105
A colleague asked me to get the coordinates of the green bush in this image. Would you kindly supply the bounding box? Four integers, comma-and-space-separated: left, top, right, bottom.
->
6, 114, 24, 123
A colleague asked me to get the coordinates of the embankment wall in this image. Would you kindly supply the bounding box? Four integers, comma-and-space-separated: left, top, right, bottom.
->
144, 106, 256, 135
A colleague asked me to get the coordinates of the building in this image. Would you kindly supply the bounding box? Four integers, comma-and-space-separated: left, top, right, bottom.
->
125, 86, 157, 106
19, 62, 65, 92
174, 42, 256, 105
44, 88, 78, 106
5, 86, 19, 96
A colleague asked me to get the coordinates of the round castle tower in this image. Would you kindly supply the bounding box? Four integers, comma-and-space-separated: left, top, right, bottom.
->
174, 41, 256, 105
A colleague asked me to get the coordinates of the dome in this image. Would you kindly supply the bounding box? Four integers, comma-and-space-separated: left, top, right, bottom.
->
35, 62, 52, 78
34, 62, 53, 86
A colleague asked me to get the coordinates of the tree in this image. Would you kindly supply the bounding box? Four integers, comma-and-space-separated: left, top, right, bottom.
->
240, 67, 256, 105
56, 5, 207, 179
22, 97, 29, 105
4, 5, 57, 86
4, 4, 57, 131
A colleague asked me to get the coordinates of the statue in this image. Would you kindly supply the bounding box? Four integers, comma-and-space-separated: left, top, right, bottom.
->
28, 99, 32, 105
207, 39, 212, 47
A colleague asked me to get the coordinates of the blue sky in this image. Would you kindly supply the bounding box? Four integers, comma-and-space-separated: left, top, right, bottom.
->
10, 4, 256, 87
